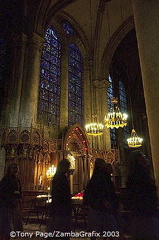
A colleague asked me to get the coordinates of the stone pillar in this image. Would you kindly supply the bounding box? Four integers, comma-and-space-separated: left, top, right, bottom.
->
9, 34, 27, 127
59, 43, 69, 130
132, 0, 159, 188
83, 59, 93, 125
93, 79, 111, 150
83, 59, 93, 149
19, 33, 44, 127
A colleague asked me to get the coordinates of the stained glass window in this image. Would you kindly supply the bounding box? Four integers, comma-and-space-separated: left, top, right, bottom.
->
68, 43, 83, 126
108, 75, 113, 111
119, 81, 127, 112
38, 27, 61, 125
119, 81, 129, 143
108, 75, 117, 147
63, 21, 74, 36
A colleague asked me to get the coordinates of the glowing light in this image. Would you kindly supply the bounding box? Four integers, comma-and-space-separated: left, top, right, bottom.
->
104, 97, 128, 129
85, 123, 104, 136
46, 165, 56, 178
127, 129, 143, 148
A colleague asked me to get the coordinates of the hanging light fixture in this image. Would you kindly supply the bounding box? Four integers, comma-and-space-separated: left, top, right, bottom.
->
127, 129, 143, 148
85, 115, 104, 136
104, 97, 128, 129
126, 94, 143, 148
85, 0, 104, 137
85, 122, 104, 136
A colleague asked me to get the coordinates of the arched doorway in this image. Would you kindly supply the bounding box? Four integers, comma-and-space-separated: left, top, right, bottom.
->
63, 124, 90, 194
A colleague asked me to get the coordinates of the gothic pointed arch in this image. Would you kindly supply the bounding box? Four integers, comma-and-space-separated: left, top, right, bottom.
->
63, 124, 89, 155
63, 124, 90, 193
101, 16, 135, 77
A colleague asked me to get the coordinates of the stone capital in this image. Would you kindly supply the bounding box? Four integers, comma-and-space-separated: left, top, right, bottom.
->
93, 79, 110, 89
27, 32, 44, 51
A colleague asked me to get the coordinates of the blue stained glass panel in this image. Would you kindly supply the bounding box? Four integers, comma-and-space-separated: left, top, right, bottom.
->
108, 75, 114, 111
38, 27, 61, 125
63, 21, 74, 36
68, 43, 83, 126
119, 81, 127, 112
108, 75, 117, 147
119, 81, 129, 143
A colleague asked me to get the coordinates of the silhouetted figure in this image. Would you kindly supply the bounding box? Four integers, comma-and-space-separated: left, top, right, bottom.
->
0, 163, 23, 240
83, 158, 120, 240
47, 159, 71, 240
126, 151, 159, 240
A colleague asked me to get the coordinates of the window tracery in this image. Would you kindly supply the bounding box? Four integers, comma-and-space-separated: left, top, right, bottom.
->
38, 27, 61, 125
108, 75, 117, 147
119, 81, 129, 143
63, 21, 74, 36
68, 43, 83, 126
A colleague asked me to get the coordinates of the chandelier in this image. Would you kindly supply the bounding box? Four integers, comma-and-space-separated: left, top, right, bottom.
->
85, 122, 104, 136
104, 98, 128, 129
127, 129, 143, 148
126, 94, 143, 148
84, 0, 104, 136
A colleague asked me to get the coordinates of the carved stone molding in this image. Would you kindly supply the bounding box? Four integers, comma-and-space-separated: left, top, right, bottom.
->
101, 16, 135, 77
93, 79, 110, 89
27, 32, 44, 51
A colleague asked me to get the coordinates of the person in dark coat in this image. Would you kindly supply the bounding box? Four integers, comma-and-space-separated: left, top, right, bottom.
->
47, 159, 71, 239
126, 151, 159, 240
0, 163, 23, 240
83, 158, 120, 240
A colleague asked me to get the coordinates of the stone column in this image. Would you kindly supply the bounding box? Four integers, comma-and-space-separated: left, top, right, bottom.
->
132, 0, 159, 188
9, 34, 27, 127
83, 59, 92, 125
83, 59, 93, 149
59, 43, 69, 130
19, 33, 44, 127
93, 79, 111, 150
101, 79, 111, 150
